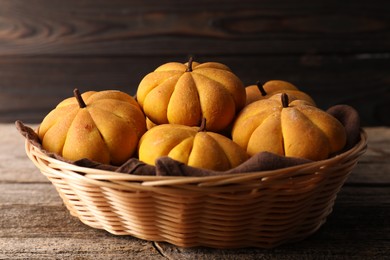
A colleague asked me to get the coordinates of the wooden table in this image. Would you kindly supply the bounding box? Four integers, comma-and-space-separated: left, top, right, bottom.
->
1, 123, 389, 259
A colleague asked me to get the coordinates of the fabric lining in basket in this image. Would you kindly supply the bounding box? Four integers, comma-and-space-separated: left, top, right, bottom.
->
16, 104, 361, 177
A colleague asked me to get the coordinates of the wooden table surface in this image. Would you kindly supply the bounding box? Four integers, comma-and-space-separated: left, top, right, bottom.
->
0, 123, 389, 259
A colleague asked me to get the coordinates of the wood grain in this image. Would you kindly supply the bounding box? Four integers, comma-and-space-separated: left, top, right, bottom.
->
0, 0, 389, 55
0, 190, 164, 259
1, 124, 389, 258
0, 54, 388, 125
0, 0, 389, 125
1, 184, 388, 259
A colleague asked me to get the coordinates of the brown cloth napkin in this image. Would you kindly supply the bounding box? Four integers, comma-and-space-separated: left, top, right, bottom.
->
15, 104, 361, 177
326, 104, 361, 151
156, 153, 311, 177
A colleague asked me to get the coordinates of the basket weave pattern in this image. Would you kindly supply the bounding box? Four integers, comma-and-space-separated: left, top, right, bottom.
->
25, 131, 367, 249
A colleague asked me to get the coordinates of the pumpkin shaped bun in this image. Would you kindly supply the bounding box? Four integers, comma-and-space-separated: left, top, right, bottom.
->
38, 89, 147, 165
136, 57, 246, 132
232, 93, 346, 161
138, 119, 249, 171
245, 80, 316, 106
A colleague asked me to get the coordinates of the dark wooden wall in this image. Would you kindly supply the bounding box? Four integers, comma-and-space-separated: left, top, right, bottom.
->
0, 0, 389, 126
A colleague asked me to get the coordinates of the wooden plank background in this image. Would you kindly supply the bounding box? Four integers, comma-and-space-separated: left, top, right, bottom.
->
0, 0, 389, 126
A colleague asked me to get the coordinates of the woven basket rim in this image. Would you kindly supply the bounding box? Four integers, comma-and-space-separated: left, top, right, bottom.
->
25, 129, 367, 187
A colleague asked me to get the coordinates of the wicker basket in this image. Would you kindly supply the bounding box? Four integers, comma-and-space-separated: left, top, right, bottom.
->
25, 130, 367, 249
